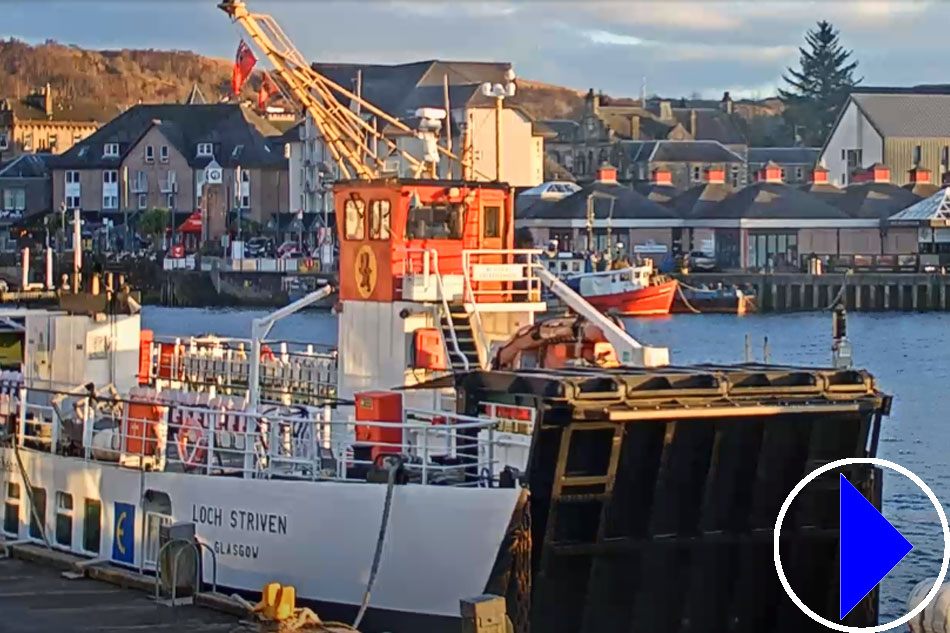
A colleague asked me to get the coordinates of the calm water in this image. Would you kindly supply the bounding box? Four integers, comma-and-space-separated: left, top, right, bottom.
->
142, 306, 949, 621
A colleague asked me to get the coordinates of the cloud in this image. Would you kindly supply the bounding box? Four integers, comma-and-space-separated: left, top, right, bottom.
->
580, 28, 795, 65
384, 1, 520, 18
575, 2, 742, 31
706, 80, 782, 100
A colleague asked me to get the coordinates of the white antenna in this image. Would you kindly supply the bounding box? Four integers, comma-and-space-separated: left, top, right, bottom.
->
641, 76, 647, 103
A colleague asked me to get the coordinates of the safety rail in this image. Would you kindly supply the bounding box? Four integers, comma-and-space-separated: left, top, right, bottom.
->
397, 248, 469, 371
462, 249, 544, 369
147, 335, 338, 404
2, 384, 526, 487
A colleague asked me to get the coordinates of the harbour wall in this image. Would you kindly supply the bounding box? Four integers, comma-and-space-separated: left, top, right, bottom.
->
680, 272, 950, 312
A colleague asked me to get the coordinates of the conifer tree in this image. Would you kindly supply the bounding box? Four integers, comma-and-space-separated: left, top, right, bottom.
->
780, 21, 860, 146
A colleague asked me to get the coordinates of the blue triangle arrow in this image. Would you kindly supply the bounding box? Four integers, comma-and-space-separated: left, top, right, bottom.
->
840, 473, 913, 619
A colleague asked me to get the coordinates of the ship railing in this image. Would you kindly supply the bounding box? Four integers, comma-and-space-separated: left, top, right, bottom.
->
5, 387, 524, 487
461, 248, 544, 369
146, 335, 337, 403
396, 247, 470, 370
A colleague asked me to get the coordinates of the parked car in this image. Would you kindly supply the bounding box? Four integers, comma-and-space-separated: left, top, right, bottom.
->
687, 251, 717, 272
244, 237, 273, 258
278, 241, 305, 259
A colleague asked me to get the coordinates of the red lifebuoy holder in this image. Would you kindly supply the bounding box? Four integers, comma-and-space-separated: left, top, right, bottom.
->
177, 415, 207, 469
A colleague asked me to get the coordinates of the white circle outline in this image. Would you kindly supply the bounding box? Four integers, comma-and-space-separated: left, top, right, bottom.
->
773, 457, 950, 632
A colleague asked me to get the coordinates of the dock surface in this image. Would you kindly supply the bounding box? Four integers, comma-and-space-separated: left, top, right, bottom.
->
0, 556, 240, 633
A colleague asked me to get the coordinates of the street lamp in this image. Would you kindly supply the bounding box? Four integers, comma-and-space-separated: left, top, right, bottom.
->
481, 68, 517, 183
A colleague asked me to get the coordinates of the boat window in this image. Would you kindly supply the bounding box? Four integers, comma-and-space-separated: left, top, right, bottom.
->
344, 199, 365, 240
406, 202, 464, 240
3, 482, 19, 535
369, 200, 391, 240
83, 499, 101, 553
55, 492, 73, 547
483, 206, 501, 239
28, 487, 46, 540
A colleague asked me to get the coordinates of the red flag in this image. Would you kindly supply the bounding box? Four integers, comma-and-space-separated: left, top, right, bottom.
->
258, 72, 278, 110
232, 40, 257, 96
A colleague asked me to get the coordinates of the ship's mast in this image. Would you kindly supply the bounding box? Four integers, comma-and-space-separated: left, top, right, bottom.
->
218, 0, 475, 180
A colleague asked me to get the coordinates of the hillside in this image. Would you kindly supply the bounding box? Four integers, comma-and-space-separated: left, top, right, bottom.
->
514, 79, 586, 120
0, 39, 787, 143
0, 39, 239, 120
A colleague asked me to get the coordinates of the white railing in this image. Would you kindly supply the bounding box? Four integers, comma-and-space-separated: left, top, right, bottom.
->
148, 335, 337, 404
3, 383, 524, 488
461, 249, 544, 369
397, 248, 469, 370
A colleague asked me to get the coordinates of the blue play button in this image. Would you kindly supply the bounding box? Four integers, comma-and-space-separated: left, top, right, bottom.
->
840, 473, 914, 619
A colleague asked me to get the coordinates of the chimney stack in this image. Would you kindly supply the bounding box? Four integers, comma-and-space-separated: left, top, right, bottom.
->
868, 162, 890, 184
720, 91, 734, 115
659, 100, 672, 122
44, 82, 52, 118
595, 161, 617, 183
652, 167, 672, 186
630, 115, 640, 140
706, 165, 726, 184
760, 161, 783, 184
908, 166, 931, 184
689, 109, 698, 138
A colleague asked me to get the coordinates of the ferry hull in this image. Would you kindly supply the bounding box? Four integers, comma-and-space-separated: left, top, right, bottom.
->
0, 447, 520, 632
584, 279, 678, 316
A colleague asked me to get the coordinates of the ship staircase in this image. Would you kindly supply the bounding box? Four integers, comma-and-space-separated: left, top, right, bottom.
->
439, 305, 481, 372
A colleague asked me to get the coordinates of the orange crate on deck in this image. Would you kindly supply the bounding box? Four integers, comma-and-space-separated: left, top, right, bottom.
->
354, 391, 403, 462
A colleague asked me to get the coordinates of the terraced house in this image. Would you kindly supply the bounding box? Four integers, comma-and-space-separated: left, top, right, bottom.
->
545, 90, 749, 185
51, 103, 288, 248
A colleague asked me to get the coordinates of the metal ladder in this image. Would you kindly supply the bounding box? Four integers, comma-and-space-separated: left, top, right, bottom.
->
439, 305, 481, 372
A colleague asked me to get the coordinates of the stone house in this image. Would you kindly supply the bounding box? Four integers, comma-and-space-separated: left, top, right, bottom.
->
0, 84, 103, 157
51, 103, 288, 249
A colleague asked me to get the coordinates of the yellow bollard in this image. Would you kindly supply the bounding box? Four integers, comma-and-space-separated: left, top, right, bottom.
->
258, 582, 281, 619
275, 585, 296, 621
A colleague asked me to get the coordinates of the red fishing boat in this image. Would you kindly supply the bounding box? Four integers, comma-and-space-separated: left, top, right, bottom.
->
545, 256, 678, 316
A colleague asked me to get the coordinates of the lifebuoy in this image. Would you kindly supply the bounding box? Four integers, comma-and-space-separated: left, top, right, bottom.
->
177, 415, 207, 468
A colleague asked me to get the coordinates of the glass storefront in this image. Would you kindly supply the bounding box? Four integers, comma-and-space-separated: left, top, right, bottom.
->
747, 231, 798, 271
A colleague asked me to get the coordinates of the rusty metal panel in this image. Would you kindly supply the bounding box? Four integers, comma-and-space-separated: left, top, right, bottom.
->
458, 365, 888, 633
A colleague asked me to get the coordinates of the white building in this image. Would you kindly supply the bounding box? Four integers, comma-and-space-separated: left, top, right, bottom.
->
820, 91, 950, 187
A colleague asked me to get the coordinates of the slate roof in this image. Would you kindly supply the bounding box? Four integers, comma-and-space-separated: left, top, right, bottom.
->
55, 104, 286, 169
0, 153, 53, 178
2, 98, 113, 123
542, 119, 579, 143
696, 182, 851, 220
312, 60, 512, 118
672, 108, 745, 144
597, 109, 674, 140
519, 181, 679, 221
800, 182, 847, 207
634, 182, 679, 206
670, 183, 735, 218
831, 182, 923, 219
619, 140, 745, 164
851, 93, 950, 137
748, 147, 821, 166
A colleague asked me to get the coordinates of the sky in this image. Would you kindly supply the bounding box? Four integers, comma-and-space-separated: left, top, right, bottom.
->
1, 0, 945, 100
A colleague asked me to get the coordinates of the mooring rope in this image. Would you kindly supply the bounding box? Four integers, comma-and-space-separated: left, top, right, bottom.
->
823, 271, 852, 311
352, 457, 401, 630
674, 282, 702, 314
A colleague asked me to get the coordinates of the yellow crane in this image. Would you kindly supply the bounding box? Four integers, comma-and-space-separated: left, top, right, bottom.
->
218, 0, 474, 181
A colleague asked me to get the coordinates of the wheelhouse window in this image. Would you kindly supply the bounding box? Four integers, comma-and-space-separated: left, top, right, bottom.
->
55, 492, 73, 547
369, 200, 391, 240
28, 486, 46, 540
483, 206, 501, 238
344, 198, 365, 240
406, 202, 463, 240
83, 499, 101, 553
3, 482, 19, 535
